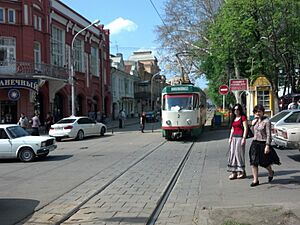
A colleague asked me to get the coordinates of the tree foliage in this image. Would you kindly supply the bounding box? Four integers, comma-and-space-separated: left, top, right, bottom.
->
156, 0, 300, 106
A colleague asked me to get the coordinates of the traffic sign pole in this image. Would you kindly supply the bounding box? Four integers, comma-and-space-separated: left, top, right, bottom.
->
219, 85, 229, 112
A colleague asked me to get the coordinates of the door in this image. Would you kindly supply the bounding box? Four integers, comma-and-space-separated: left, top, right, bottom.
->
0, 128, 12, 157
0, 101, 17, 123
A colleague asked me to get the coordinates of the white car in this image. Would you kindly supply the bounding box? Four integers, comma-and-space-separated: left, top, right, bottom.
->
273, 124, 300, 150
49, 116, 107, 141
0, 124, 57, 162
270, 109, 300, 136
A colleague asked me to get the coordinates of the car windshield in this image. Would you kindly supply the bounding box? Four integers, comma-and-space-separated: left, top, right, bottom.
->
7, 126, 30, 138
270, 111, 290, 123
56, 119, 76, 124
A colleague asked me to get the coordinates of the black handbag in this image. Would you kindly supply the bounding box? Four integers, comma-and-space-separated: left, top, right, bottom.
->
240, 117, 254, 139
246, 125, 254, 138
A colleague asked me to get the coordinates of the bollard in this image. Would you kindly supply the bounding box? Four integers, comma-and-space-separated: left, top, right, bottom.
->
152, 124, 154, 132
111, 128, 114, 134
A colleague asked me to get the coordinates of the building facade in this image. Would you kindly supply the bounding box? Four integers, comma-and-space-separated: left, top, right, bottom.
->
128, 51, 165, 112
110, 53, 139, 119
0, 0, 111, 124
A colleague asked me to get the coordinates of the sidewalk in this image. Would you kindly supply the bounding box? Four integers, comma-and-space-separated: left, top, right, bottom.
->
104, 117, 140, 129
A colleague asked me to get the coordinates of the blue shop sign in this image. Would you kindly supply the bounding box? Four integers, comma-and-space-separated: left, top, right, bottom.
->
8, 89, 20, 101
0, 78, 39, 92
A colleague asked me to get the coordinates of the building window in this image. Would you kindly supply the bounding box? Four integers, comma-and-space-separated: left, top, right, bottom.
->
33, 15, 37, 28
51, 26, 65, 67
34, 41, 41, 71
0, 8, 5, 23
38, 17, 42, 30
0, 37, 16, 63
73, 39, 83, 72
8, 9, 15, 23
257, 88, 270, 110
34, 15, 42, 31
90, 46, 98, 76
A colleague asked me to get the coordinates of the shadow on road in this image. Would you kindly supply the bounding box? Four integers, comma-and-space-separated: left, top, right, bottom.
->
38, 154, 73, 161
287, 154, 300, 162
0, 198, 39, 225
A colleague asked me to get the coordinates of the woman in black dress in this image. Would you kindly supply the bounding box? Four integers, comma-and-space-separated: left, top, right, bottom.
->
249, 104, 281, 187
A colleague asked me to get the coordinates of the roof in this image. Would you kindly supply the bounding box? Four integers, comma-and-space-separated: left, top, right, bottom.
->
128, 51, 157, 61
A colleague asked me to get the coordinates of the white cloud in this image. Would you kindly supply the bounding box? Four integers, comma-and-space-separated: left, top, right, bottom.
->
106, 17, 138, 35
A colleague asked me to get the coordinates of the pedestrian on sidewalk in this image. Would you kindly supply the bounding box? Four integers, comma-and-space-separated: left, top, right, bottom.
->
249, 104, 281, 187
18, 113, 29, 130
31, 112, 41, 136
45, 112, 54, 134
228, 103, 248, 180
118, 110, 126, 128
140, 112, 146, 133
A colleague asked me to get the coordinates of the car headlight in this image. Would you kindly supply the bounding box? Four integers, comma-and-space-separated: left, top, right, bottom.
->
41, 141, 46, 147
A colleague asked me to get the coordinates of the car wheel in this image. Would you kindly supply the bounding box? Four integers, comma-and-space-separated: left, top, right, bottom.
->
76, 130, 84, 140
100, 127, 106, 136
56, 137, 62, 142
19, 148, 35, 162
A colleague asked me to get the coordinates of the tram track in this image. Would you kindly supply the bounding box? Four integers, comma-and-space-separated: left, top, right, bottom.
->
60, 139, 196, 225
146, 140, 195, 225
19, 140, 167, 225
19, 137, 197, 225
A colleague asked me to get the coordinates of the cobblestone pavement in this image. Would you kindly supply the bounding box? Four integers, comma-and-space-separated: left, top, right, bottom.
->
23, 122, 300, 225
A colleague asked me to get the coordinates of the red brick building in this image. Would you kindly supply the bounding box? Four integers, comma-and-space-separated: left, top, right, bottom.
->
0, 0, 111, 124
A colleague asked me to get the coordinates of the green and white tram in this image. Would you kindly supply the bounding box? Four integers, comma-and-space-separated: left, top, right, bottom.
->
161, 84, 206, 140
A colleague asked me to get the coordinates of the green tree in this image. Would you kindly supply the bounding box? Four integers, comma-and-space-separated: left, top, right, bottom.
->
157, 0, 300, 108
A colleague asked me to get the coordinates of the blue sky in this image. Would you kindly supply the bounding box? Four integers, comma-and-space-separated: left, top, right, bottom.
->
60, 0, 166, 59
60, 0, 207, 89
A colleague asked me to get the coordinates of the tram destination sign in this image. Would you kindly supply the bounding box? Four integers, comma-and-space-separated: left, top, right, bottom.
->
229, 79, 248, 91
170, 86, 189, 91
0, 78, 39, 92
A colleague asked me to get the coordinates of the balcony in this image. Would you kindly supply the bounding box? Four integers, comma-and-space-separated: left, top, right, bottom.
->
0, 61, 69, 81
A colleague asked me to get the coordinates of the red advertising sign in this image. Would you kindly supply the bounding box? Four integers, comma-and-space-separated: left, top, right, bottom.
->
219, 85, 229, 95
229, 79, 248, 91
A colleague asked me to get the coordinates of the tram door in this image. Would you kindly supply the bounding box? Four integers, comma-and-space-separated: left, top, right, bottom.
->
0, 101, 17, 123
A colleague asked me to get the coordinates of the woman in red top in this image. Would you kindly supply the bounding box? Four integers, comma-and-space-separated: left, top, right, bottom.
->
228, 103, 248, 179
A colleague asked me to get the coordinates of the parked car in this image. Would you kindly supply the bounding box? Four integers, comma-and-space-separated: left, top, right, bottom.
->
49, 116, 106, 141
145, 111, 158, 123
273, 124, 300, 150
0, 124, 57, 162
269, 109, 300, 135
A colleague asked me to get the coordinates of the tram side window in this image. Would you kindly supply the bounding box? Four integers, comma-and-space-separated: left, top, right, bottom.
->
193, 94, 199, 109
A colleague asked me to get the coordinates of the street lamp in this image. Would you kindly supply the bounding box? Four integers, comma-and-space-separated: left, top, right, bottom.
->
150, 71, 165, 110
70, 19, 100, 116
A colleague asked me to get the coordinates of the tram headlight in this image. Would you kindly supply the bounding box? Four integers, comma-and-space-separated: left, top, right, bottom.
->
166, 120, 171, 125
186, 119, 192, 125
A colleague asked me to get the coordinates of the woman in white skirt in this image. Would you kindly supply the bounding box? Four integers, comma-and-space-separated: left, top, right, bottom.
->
228, 103, 248, 179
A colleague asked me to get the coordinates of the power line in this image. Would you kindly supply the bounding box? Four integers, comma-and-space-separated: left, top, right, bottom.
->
149, 0, 168, 27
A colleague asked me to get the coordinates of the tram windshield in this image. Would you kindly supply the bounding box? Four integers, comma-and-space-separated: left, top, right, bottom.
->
163, 94, 198, 111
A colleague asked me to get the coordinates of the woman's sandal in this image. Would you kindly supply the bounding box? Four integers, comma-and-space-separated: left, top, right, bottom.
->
250, 181, 259, 187
237, 172, 246, 179
268, 170, 274, 182
229, 173, 237, 180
